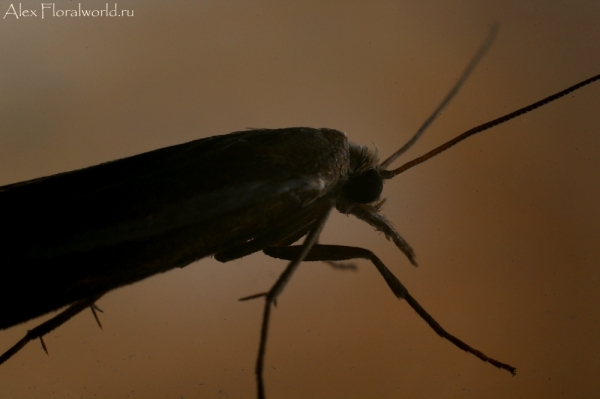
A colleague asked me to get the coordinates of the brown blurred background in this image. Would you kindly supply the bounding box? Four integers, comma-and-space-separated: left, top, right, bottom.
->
1, 1, 599, 398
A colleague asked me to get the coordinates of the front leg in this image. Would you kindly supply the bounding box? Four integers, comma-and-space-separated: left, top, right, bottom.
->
263, 244, 516, 375
239, 208, 333, 399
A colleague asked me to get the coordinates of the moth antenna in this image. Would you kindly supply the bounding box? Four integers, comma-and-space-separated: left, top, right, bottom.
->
380, 22, 499, 169
380, 72, 600, 179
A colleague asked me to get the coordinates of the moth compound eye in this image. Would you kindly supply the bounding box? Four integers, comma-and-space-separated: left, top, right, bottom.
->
344, 168, 383, 204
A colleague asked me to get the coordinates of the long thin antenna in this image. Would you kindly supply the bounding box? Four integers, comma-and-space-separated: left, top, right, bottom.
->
380, 22, 499, 169
380, 73, 600, 179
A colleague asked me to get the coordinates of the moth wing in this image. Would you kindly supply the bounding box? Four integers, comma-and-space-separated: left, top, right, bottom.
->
1, 127, 348, 259
0, 128, 350, 329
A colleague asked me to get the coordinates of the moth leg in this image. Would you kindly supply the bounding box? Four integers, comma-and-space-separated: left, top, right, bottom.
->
316, 234, 357, 271
350, 204, 417, 266
240, 207, 332, 399
91, 303, 104, 330
323, 260, 357, 271
264, 244, 517, 375
39, 336, 48, 355
0, 294, 103, 365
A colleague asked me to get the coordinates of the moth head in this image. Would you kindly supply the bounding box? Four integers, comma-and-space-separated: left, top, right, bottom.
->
333, 23, 599, 268
343, 168, 383, 204
336, 143, 383, 210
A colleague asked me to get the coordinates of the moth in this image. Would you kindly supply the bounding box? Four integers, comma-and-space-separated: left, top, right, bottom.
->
1, 26, 598, 399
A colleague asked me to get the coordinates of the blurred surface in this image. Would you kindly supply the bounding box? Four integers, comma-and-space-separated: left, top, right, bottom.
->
1, 1, 599, 398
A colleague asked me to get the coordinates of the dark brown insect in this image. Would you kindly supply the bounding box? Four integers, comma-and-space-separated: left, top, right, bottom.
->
0, 25, 598, 398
